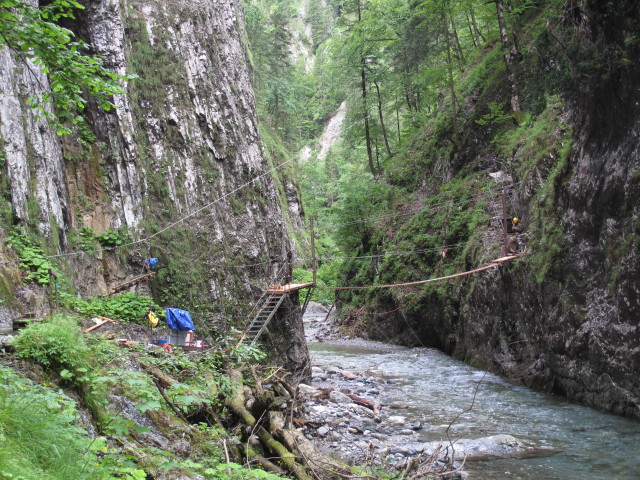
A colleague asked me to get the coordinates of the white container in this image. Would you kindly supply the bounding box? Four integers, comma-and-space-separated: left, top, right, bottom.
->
168, 329, 189, 346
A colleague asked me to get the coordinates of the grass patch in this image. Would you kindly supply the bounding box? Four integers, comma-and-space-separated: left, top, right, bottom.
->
0, 365, 108, 480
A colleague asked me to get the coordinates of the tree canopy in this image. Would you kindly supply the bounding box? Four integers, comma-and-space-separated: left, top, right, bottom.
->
0, 0, 134, 134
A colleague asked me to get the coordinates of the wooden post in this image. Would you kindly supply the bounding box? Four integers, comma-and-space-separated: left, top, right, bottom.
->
501, 187, 509, 255
49, 268, 58, 310
310, 216, 317, 285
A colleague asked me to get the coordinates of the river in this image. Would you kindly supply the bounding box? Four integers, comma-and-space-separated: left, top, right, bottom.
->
304, 311, 640, 479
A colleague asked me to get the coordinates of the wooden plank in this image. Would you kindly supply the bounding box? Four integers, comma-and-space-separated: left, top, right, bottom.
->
83, 317, 115, 333
267, 282, 315, 294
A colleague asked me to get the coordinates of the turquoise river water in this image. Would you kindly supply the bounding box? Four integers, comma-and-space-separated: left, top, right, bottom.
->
308, 340, 640, 479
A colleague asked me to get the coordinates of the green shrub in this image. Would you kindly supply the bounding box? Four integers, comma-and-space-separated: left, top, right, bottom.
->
95, 228, 130, 248
11, 315, 92, 377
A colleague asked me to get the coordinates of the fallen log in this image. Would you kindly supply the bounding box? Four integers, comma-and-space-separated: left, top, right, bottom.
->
224, 369, 313, 480
270, 411, 350, 478
241, 443, 287, 476
140, 363, 177, 389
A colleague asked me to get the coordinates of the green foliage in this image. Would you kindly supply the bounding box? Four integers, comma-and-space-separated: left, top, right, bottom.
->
197, 462, 284, 479
0, 0, 136, 135
6, 228, 58, 285
102, 369, 163, 413
78, 225, 97, 251
60, 291, 162, 324
293, 266, 336, 305
475, 102, 512, 127
0, 365, 113, 480
95, 228, 131, 248
11, 315, 92, 378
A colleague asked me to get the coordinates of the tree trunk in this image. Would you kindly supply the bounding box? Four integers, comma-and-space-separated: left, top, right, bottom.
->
357, 0, 376, 177
395, 91, 401, 142
443, 6, 458, 135
373, 78, 392, 157
450, 15, 465, 65
401, 45, 419, 121
495, 0, 521, 114
361, 64, 376, 176
470, 5, 485, 44
465, 11, 479, 48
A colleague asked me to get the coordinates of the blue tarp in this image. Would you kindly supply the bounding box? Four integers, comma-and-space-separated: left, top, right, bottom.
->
144, 257, 158, 269
165, 308, 195, 331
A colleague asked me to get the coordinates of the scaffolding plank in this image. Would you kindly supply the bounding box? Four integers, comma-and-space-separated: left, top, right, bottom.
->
267, 282, 315, 294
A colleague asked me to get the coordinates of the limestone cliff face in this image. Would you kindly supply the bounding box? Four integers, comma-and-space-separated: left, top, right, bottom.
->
0, 0, 307, 376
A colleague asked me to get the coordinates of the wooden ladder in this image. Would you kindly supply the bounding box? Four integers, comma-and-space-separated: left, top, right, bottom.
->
244, 292, 286, 345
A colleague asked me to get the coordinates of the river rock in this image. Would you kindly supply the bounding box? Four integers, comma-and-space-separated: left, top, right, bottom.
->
298, 383, 319, 395
351, 404, 376, 418
420, 434, 539, 461
388, 415, 406, 424
340, 370, 359, 379
389, 402, 409, 409
329, 390, 353, 404
317, 426, 329, 436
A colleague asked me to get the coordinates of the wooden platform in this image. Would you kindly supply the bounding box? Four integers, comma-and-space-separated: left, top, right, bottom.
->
267, 282, 315, 294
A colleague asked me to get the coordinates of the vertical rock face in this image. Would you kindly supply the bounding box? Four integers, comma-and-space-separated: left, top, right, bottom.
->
0, 0, 308, 377
0, 49, 70, 239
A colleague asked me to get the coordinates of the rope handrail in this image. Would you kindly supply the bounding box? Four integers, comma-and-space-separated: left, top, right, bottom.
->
315, 256, 517, 291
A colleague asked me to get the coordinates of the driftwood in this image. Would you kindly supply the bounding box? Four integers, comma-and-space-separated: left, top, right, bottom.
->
224, 369, 314, 480
310, 387, 380, 415
344, 392, 381, 416
270, 411, 350, 478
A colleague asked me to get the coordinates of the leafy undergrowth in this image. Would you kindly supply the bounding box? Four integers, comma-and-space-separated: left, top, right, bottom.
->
6, 228, 59, 286
3, 314, 286, 480
59, 292, 164, 325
